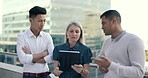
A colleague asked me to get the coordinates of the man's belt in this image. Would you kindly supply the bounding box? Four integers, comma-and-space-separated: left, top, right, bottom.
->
23, 72, 51, 77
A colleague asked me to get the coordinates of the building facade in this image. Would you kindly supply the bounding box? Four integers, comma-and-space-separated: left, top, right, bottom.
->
0, 0, 110, 52
50, 0, 111, 50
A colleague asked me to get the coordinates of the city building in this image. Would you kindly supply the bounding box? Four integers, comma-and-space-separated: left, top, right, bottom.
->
0, 0, 111, 52
0, 0, 111, 78
50, 0, 111, 50
0, 0, 53, 52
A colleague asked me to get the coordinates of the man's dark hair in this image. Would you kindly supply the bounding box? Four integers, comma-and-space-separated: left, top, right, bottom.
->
100, 10, 121, 23
29, 6, 47, 18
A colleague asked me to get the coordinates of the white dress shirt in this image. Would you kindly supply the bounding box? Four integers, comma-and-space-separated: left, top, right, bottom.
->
17, 29, 54, 73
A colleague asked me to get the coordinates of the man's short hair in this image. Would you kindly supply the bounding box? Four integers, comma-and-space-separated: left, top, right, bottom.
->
100, 10, 121, 23
29, 6, 47, 18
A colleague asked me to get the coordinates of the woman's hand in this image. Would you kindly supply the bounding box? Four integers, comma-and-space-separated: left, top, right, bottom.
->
71, 64, 83, 73
53, 67, 63, 76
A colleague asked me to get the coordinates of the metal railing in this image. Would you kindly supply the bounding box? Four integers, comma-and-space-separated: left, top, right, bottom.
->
0, 51, 103, 78
0, 51, 148, 78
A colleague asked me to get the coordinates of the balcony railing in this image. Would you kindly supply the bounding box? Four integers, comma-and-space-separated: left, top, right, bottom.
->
0, 51, 148, 78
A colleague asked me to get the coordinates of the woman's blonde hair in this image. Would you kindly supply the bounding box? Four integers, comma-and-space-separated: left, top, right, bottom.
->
65, 20, 84, 44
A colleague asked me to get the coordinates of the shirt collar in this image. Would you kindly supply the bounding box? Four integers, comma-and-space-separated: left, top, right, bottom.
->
27, 29, 42, 38
65, 42, 80, 50
111, 31, 126, 42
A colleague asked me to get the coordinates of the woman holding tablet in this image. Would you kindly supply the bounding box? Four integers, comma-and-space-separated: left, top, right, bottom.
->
53, 20, 92, 78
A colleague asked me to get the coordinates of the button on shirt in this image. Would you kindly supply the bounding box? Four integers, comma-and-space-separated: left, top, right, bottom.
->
17, 29, 54, 73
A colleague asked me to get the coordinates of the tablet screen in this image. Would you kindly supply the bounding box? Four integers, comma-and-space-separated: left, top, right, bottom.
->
59, 50, 80, 71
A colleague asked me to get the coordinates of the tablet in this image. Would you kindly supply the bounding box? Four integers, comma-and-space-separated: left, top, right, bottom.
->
59, 50, 80, 71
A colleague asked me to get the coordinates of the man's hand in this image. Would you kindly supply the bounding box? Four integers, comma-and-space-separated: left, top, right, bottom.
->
91, 57, 102, 65
22, 46, 31, 54
91, 56, 111, 73
43, 50, 48, 56
71, 64, 83, 73
99, 66, 109, 73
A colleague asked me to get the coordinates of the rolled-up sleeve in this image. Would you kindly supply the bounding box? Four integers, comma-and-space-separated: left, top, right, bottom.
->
44, 35, 54, 63
17, 34, 33, 64
83, 48, 93, 64
52, 46, 59, 61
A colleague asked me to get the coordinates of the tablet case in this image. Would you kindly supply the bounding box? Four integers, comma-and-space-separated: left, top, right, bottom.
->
59, 50, 80, 71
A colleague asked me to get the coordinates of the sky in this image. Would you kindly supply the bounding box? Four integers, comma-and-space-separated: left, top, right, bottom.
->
2, 0, 50, 14
111, 0, 148, 41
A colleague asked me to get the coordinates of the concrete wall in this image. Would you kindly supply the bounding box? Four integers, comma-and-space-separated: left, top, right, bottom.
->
0, 62, 23, 78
